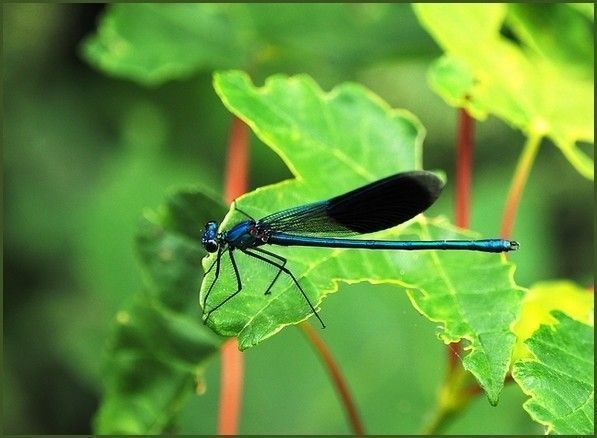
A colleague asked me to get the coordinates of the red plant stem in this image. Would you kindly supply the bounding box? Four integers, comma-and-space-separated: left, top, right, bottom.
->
449, 107, 475, 370
224, 117, 250, 202
299, 322, 365, 435
218, 340, 244, 435
217, 116, 250, 435
500, 131, 542, 239
447, 343, 461, 371
455, 107, 474, 229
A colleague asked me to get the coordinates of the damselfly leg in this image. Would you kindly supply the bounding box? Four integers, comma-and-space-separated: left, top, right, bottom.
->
203, 248, 242, 323
256, 247, 287, 295
202, 245, 229, 312
243, 248, 325, 328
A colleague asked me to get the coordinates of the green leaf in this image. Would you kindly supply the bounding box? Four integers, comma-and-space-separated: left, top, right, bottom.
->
511, 280, 594, 362
82, 4, 439, 87
81, 4, 253, 86
136, 189, 226, 311
506, 4, 594, 71
94, 190, 226, 434
427, 56, 477, 114
94, 296, 221, 434
203, 70, 523, 403
246, 4, 438, 73
568, 3, 595, 20
512, 312, 594, 435
414, 4, 594, 180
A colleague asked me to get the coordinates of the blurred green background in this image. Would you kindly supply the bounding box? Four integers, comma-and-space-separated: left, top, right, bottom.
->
3, 3, 592, 434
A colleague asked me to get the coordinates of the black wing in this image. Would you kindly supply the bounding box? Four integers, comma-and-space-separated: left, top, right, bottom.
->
259, 171, 444, 235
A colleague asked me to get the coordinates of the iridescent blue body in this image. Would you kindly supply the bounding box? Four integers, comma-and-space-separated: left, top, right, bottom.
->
200, 171, 519, 327
267, 233, 517, 252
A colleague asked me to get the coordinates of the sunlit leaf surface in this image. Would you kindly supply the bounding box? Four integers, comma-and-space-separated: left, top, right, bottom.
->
511, 280, 594, 362
202, 71, 523, 403
415, 3, 594, 179
513, 312, 594, 435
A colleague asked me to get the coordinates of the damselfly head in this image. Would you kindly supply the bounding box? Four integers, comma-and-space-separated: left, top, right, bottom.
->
202, 221, 219, 253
